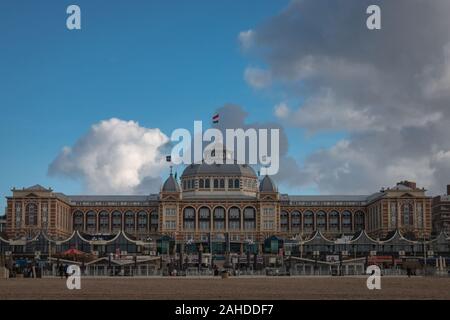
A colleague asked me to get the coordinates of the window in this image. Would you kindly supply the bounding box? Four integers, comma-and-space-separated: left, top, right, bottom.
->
304, 211, 314, 232
199, 207, 210, 230
402, 203, 413, 226
165, 208, 176, 216
416, 203, 423, 228
329, 211, 339, 232
205, 179, 210, 188
165, 221, 176, 229
41, 203, 48, 226
317, 211, 327, 231
15, 203, 22, 225
234, 179, 240, 189
112, 211, 122, 232
214, 207, 225, 230
342, 211, 352, 232
214, 179, 219, 189
291, 211, 301, 232
199, 179, 204, 189
86, 211, 97, 233
184, 207, 195, 230
74, 211, 84, 231
125, 212, 135, 232
99, 211, 110, 233
263, 208, 274, 216
263, 220, 275, 230
138, 212, 148, 231
355, 211, 365, 231
280, 211, 289, 232
150, 212, 159, 231
228, 179, 233, 189
244, 207, 255, 230
219, 179, 225, 189
391, 202, 397, 227
228, 207, 241, 230
25, 203, 38, 226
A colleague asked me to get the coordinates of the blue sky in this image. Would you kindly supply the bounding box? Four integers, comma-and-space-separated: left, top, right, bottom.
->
0, 0, 349, 211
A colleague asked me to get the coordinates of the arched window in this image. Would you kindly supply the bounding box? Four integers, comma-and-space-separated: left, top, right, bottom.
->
138, 212, 148, 232
205, 179, 210, 188
199, 179, 204, 189
342, 211, 352, 233
150, 211, 159, 231
402, 203, 413, 226
199, 207, 210, 230
280, 211, 289, 232
228, 207, 241, 230
304, 211, 314, 232
125, 211, 135, 233
99, 211, 110, 233
213, 179, 219, 189
316, 211, 327, 231
214, 207, 225, 230
73, 211, 84, 231
291, 211, 301, 232
112, 211, 122, 233
228, 179, 233, 189
244, 207, 256, 230
25, 203, 38, 226
86, 211, 97, 234
183, 207, 195, 230
219, 179, 225, 189
234, 179, 240, 189
355, 211, 365, 231
329, 211, 340, 232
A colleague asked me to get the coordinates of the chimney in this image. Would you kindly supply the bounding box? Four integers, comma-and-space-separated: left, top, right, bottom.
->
399, 181, 416, 189
447, 185, 450, 196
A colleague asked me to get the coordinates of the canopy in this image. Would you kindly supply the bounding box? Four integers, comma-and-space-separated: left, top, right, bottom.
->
63, 248, 85, 256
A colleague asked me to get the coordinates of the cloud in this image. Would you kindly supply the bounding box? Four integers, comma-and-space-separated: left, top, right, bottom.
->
212, 104, 301, 186
244, 67, 272, 89
274, 102, 290, 119
238, 29, 255, 51
243, 0, 450, 194
48, 118, 169, 194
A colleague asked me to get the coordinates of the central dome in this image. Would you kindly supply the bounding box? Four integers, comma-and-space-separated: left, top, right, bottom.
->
181, 163, 257, 178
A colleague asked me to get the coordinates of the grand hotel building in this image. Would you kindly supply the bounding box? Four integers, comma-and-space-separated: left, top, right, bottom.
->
4, 153, 433, 252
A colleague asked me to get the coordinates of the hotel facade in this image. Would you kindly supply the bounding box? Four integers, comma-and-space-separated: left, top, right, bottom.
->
3, 159, 433, 249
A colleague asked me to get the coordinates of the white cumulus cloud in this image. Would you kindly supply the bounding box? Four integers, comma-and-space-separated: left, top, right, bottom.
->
48, 118, 169, 194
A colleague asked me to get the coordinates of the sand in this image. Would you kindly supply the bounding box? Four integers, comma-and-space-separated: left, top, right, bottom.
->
0, 276, 449, 300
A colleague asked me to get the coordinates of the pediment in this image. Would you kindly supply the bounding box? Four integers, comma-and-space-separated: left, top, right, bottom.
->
399, 193, 415, 198
163, 195, 178, 201
25, 193, 39, 198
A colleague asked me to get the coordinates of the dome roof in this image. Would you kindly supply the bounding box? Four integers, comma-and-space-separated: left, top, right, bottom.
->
259, 175, 277, 192
162, 174, 180, 192
181, 163, 257, 178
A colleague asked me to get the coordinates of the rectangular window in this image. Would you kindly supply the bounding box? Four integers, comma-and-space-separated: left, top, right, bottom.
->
165, 221, 176, 229
165, 208, 176, 216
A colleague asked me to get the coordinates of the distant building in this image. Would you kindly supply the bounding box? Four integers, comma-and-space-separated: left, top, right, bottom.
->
432, 185, 450, 235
